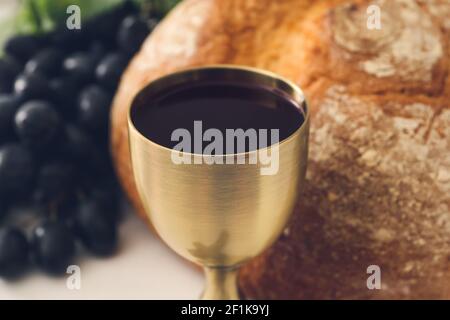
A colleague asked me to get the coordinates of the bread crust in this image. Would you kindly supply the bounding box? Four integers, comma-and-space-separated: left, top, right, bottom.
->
111, 0, 450, 299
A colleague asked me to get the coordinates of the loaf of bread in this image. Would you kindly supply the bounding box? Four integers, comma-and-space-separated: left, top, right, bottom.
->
111, 0, 450, 299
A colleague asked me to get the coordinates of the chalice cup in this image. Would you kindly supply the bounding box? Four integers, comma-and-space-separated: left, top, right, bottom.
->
128, 66, 309, 300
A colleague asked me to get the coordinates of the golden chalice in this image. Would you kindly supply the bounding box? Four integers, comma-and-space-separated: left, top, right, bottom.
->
128, 66, 309, 300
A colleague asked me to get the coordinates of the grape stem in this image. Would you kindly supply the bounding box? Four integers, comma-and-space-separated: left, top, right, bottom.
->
25, 0, 43, 32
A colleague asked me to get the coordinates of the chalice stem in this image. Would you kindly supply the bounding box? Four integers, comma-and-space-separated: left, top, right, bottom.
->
201, 266, 240, 300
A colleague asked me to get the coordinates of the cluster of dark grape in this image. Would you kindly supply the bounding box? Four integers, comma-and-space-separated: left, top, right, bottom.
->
0, 2, 154, 279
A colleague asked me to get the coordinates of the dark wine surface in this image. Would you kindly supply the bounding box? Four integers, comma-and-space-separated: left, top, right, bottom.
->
131, 81, 304, 153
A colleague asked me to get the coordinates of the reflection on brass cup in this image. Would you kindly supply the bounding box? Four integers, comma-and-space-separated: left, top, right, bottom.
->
128, 65, 309, 300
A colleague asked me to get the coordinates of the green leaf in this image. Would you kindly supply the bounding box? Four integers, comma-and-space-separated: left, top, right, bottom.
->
0, 17, 16, 50
15, 0, 125, 33
43, 0, 124, 25
8, 0, 182, 36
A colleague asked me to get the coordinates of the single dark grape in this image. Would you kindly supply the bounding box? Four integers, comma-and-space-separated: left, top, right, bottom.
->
0, 197, 7, 220
32, 221, 76, 275
85, 12, 121, 45
59, 125, 107, 178
60, 124, 95, 161
25, 48, 64, 77
74, 199, 118, 256
14, 101, 62, 151
95, 52, 128, 91
89, 42, 107, 62
85, 1, 138, 45
33, 162, 74, 203
77, 85, 112, 132
0, 56, 22, 94
57, 193, 79, 229
51, 28, 90, 53
78, 154, 115, 188
89, 182, 120, 222
0, 144, 35, 197
48, 77, 79, 115
62, 52, 97, 84
14, 73, 50, 101
0, 227, 29, 278
117, 16, 150, 56
0, 94, 21, 140
3, 34, 42, 62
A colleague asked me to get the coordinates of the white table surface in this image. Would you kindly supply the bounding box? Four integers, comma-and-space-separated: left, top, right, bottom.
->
0, 212, 204, 300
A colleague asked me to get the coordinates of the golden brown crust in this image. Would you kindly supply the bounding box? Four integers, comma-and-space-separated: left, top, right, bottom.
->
111, 0, 450, 299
